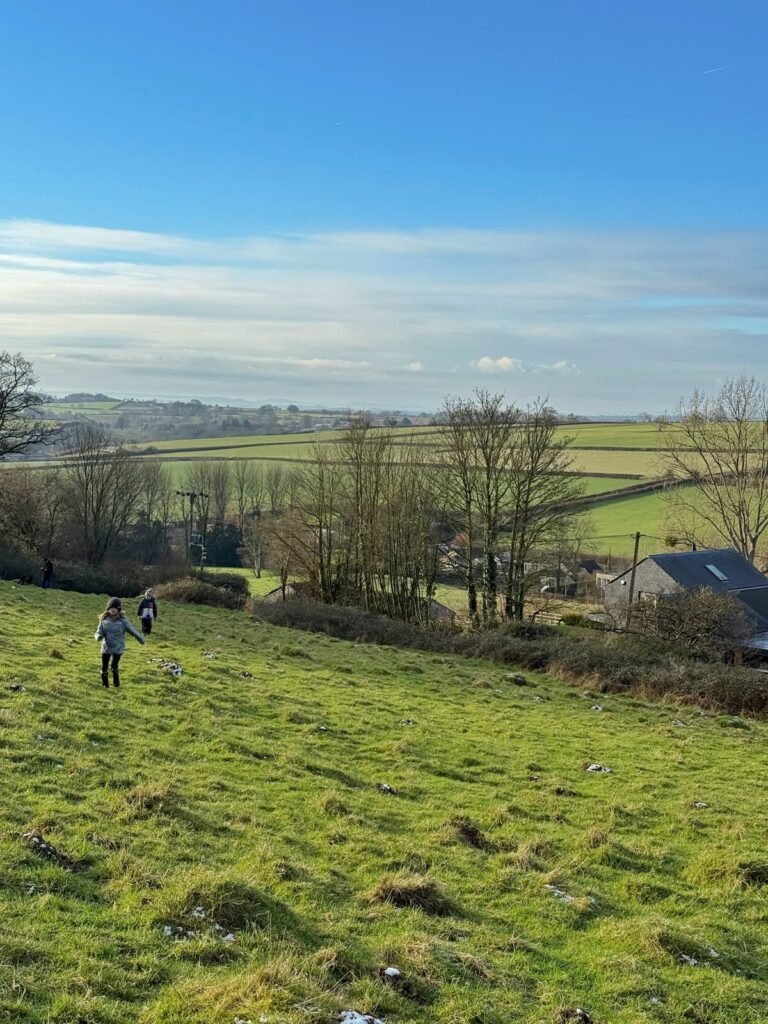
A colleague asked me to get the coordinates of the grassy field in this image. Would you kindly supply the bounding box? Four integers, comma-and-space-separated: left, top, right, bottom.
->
204, 566, 285, 597
137, 423, 676, 455
136, 428, 664, 480
567, 450, 661, 478
3, 582, 768, 1023
583, 492, 672, 557
557, 423, 678, 449
47, 401, 120, 415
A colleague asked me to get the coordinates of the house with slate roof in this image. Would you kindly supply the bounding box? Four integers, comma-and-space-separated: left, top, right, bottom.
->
603, 548, 768, 648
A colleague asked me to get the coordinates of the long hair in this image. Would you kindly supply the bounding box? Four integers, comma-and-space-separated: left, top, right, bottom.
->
98, 600, 125, 623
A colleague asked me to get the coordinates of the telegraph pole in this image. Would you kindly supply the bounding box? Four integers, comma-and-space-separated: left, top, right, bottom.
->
175, 490, 206, 568
625, 531, 642, 631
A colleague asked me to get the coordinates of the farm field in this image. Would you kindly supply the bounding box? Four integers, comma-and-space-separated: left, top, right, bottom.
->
558, 422, 679, 449
46, 401, 120, 415
583, 491, 678, 557
137, 429, 664, 481
3, 582, 768, 1023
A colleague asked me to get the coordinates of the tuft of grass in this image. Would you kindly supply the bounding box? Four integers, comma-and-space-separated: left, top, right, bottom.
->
124, 781, 175, 815
369, 872, 456, 915
509, 838, 552, 872
320, 791, 350, 816
583, 824, 611, 848
161, 874, 277, 932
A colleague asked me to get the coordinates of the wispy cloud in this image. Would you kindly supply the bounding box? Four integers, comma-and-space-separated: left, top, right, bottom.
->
0, 219, 765, 411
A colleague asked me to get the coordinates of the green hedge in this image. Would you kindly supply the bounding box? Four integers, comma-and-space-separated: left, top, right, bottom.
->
155, 578, 246, 609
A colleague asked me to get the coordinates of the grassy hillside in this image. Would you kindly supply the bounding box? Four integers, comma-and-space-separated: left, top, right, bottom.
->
2, 583, 768, 1024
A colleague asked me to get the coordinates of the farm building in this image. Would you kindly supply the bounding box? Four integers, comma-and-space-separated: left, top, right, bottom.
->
603, 548, 768, 645
261, 582, 314, 603
428, 599, 456, 623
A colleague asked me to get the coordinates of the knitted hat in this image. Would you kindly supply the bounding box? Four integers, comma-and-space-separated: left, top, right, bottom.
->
107, 597, 122, 610
145, 588, 154, 599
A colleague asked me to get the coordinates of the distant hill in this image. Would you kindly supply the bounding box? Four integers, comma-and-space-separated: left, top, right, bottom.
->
57, 392, 117, 403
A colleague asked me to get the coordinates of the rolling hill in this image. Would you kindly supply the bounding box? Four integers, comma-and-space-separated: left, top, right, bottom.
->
2, 583, 768, 1023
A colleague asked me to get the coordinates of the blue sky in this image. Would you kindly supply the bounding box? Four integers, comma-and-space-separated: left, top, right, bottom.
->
0, 1, 766, 411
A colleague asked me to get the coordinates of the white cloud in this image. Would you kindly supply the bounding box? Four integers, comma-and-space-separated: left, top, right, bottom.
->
0, 218, 765, 410
471, 357, 580, 375
472, 356, 526, 373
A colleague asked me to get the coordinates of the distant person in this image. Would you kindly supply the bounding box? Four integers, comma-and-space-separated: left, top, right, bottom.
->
95, 597, 144, 688
41, 558, 54, 589
137, 588, 159, 636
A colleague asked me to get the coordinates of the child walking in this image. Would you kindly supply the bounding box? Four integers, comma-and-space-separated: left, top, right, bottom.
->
95, 597, 144, 688
137, 588, 159, 636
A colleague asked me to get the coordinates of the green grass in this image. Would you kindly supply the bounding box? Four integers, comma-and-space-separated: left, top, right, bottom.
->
568, 449, 662, 478
47, 401, 120, 414
584, 492, 673, 556
3, 581, 768, 1023
555, 423, 681, 449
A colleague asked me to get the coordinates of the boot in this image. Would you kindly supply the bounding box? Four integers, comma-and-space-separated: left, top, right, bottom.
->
112, 671, 120, 688
101, 671, 109, 687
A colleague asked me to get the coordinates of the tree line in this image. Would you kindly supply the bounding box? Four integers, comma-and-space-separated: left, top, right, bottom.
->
262, 393, 584, 624
4, 349, 768, 624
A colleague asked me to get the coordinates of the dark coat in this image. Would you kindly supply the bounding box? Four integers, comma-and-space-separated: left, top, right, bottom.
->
137, 598, 158, 620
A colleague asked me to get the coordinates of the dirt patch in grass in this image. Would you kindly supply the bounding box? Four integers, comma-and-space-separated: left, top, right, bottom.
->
444, 816, 494, 851
739, 861, 768, 886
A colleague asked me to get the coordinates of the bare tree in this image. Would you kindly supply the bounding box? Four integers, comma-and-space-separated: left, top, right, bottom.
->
62, 423, 143, 565
240, 513, 265, 578
337, 414, 392, 606
0, 467, 65, 556
209, 461, 232, 524
371, 437, 447, 623
0, 351, 58, 458
264, 512, 299, 598
137, 461, 173, 525
462, 391, 519, 623
437, 397, 481, 623
283, 446, 347, 602
233, 460, 260, 530
502, 400, 585, 621
184, 462, 213, 544
265, 463, 286, 515
438, 391, 524, 623
662, 377, 768, 563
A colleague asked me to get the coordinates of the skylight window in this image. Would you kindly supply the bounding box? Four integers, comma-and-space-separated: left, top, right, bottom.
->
705, 564, 728, 581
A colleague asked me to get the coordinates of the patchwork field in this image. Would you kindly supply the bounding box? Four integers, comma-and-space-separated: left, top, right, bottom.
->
19, 421, 699, 559
2, 583, 768, 1023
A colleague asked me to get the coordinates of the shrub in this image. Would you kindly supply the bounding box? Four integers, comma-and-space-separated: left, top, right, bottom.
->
155, 578, 245, 610
0, 546, 37, 583
54, 562, 145, 597
200, 572, 249, 596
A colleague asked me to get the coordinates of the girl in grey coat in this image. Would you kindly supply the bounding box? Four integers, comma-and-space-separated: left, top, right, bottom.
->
95, 597, 144, 687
